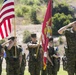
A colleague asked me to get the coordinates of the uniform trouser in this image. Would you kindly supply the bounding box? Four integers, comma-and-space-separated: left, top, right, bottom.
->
8, 59, 20, 75
41, 68, 47, 75
47, 63, 57, 75
6, 62, 9, 75
20, 65, 25, 75
6, 59, 9, 75
28, 61, 41, 75
67, 56, 76, 75
0, 63, 2, 75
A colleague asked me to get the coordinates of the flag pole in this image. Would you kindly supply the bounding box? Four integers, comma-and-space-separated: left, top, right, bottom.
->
14, 17, 17, 57
36, 35, 42, 58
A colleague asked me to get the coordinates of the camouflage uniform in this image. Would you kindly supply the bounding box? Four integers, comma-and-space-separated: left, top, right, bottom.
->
64, 28, 76, 75
20, 53, 26, 75
5, 46, 10, 75
0, 45, 4, 75
5, 46, 22, 75
47, 46, 58, 75
28, 41, 41, 75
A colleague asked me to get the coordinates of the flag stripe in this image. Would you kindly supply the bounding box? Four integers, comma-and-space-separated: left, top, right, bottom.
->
4, 20, 8, 37
3, 0, 14, 6
0, 19, 12, 40
6, 20, 10, 35
8, 19, 11, 32
0, 5, 14, 16
0, 14, 14, 26
1, 2, 14, 11
0, 26, 4, 38
2, 24, 6, 38
0, 8, 14, 19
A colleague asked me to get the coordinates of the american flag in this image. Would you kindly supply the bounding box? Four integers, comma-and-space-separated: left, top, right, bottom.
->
0, 0, 15, 39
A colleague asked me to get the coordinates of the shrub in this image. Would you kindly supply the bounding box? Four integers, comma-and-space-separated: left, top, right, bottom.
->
23, 30, 31, 43
52, 13, 73, 35
30, 6, 40, 24
15, 5, 30, 17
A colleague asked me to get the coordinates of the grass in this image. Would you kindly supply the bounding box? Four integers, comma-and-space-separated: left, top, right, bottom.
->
2, 65, 68, 75
58, 65, 67, 75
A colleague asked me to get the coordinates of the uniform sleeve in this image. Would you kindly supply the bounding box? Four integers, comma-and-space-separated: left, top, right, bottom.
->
19, 48, 22, 52
63, 29, 70, 36
4, 46, 8, 51
0, 44, 3, 49
53, 48, 57, 55
27, 42, 31, 50
39, 45, 42, 50
18, 48, 22, 57
0, 45, 4, 52
20, 52, 22, 56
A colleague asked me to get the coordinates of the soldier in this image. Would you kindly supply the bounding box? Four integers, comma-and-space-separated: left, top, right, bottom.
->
19, 45, 26, 75
27, 33, 42, 75
47, 37, 59, 75
2, 41, 11, 75
0, 45, 4, 75
2, 37, 22, 75
58, 21, 76, 75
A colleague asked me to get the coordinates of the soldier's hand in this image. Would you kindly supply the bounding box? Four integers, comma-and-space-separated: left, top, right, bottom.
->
20, 63, 21, 67
68, 21, 76, 27
52, 54, 59, 58
51, 62, 54, 66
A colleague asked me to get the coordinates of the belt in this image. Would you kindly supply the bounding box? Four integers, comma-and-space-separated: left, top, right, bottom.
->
12, 56, 18, 58
6, 56, 18, 59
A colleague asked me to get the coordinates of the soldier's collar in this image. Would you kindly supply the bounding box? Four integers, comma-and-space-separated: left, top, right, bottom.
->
70, 28, 74, 33
31, 41, 37, 44
71, 28, 76, 33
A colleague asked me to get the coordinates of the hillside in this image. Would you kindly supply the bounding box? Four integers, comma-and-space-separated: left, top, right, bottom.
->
0, 0, 76, 25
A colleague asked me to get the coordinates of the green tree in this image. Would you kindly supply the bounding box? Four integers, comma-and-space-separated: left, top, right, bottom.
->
20, 0, 41, 5
52, 13, 73, 35
30, 6, 40, 24
52, 3, 74, 16
23, 30, 31, 43
15, 5, 30, 17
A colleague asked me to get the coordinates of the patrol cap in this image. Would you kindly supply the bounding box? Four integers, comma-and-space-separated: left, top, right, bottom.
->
8, 36, 17, 41
18, 45, 22, 47
31, 34, 36, 38
48, 37, 53, 42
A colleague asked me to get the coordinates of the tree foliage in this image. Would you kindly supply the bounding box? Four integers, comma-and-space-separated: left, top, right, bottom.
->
30, 6, 40, 24
52, 3, 74, 35
15, 5, 30, 17
52, 13, 73, 35
23, 30, 31, 43
52, 3, 74, 16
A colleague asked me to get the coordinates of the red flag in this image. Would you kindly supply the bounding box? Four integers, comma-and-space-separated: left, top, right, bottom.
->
42, 0, 52, 70
0, 0, 15, 39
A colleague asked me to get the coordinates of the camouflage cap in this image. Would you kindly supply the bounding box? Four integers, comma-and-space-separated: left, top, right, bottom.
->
8, 36, 17, 41
31, 34, 36, 38
49, 37, 53, 42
